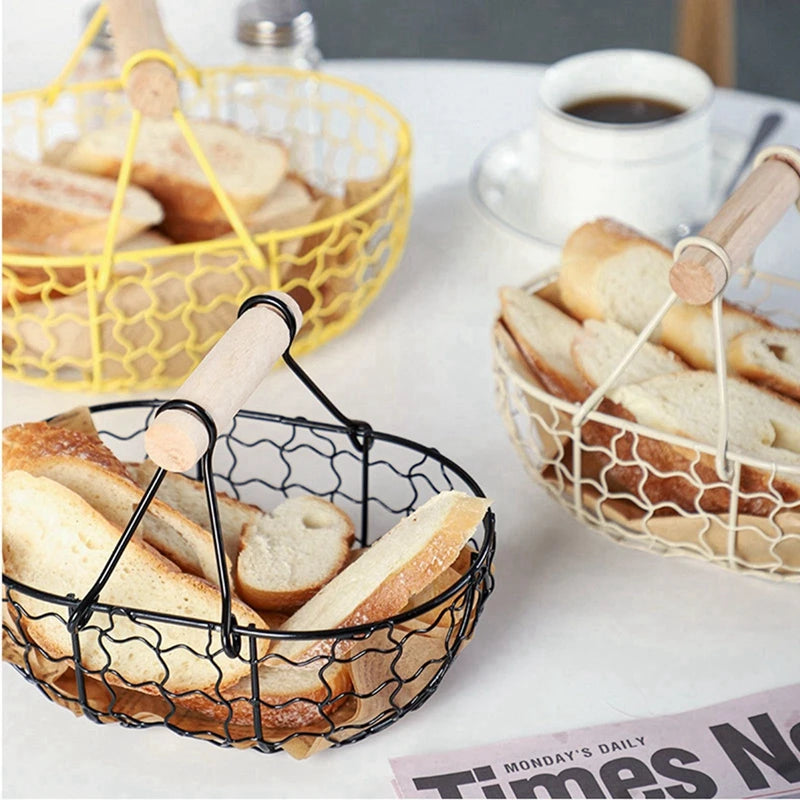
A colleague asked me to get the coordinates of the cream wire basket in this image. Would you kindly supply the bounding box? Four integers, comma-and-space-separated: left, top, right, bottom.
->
2, 1, 412, 392
493, 146, 800, 581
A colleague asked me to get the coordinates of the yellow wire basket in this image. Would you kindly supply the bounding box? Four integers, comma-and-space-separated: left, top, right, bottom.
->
2, 2, 412, 392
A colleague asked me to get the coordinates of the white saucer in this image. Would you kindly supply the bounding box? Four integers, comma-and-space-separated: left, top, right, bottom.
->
469, 127, 749, 248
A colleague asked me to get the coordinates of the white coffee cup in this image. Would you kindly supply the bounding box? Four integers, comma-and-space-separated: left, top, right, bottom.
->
537, 49, 714, 241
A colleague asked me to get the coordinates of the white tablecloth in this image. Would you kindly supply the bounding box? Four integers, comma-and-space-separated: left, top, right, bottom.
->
3, 45, 800, 800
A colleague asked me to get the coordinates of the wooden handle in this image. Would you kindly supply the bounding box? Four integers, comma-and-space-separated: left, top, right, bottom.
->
145, 293, 303, 472
106, 0, 179, 117
669, 150, 800, 304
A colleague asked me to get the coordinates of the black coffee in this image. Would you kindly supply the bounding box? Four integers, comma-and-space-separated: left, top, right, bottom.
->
562, 95, 686, 124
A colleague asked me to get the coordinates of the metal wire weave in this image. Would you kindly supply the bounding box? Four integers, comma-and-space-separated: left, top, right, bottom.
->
493, 269, 800, 581
3, 401, 495, 753
2, 59, 412, 391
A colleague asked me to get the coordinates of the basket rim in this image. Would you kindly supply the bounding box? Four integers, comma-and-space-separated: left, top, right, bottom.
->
2, 399, 495, 642
2, 65, 413, 272
494, 268, 800, 477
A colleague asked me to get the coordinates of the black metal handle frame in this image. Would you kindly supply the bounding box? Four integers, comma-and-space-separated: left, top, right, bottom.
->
65, 294, 388, 659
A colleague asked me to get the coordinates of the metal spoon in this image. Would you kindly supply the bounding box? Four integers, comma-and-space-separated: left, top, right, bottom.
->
673, 110, 784, 241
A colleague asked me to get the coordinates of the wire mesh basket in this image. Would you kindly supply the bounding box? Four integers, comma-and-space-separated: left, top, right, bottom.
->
3, 293, 496, 756
493, 147, 800, 582
2, 1, 411, 392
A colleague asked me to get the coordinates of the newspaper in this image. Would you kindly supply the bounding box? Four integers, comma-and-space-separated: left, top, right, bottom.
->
390, 683, 800, 799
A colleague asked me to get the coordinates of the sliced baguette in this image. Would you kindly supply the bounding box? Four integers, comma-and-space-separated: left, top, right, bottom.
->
271, 491, 490, 664
607, 371, 800, 514
2, 152, 163, 254
659, 301, 773, 370
236, 496, 355, 612
499, 286, 589, 402
558, 217, 774, 364
728, 328, 800, 401
3, 422, 231, 586
558, 218, 673, 333
2, 470, 266, 695
56, 120, 288, 223
127, 460, 263, 563
160, 176, 318, 243
178, 658, 351, 729
498, 287, 789, 514
571, 319, 687, 389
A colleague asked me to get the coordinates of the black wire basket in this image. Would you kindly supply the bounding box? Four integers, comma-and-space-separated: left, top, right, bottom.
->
2, 294, 496, 756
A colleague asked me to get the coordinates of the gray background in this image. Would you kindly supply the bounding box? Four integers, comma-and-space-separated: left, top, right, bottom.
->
307, 0, 800, 102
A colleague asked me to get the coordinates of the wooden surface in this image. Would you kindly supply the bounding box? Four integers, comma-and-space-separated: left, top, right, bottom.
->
106, 0, 179, 117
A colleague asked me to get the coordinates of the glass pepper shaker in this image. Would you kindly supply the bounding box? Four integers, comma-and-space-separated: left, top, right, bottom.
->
231, 0, 324, 178
235, 0, 322, 71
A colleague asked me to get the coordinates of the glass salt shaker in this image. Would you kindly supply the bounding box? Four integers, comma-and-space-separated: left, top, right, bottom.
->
235, 0, 322, 71
232, 0, 324, 178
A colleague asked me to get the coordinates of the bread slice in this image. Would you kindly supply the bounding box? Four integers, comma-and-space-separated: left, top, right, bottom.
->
607, 371, 800, 513
571, 319, 687, 389
2, 152, 163, 254
659, 301, 773, 370
160, 176, 318, 243
558, 218, 673, 333
178, 658, 352, 729
127, 460, 263, 563
609, 371, 800, 467
271, 490, 490, 663
3, 422, 231, 586
57, 120, 288, 223
236, 496, 355, 612
499, 286, 589, 402
728, 328, 800, 401
2, 470, 266, 695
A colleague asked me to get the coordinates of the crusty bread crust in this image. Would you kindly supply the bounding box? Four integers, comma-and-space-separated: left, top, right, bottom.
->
271, 493, 490, 664
175, 660, 352, 729
60, 121, 288, 224
727, 329, 800, 401
660, 301, 774, 371
159, 177, 317, 244
3, 422, 231, 585
126, 460, 264, 563
2, 470, 266, 696
499, 288, 589, 403
558, 218, 668, 322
